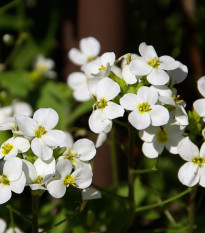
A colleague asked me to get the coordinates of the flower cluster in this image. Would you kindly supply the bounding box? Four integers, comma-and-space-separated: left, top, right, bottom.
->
68, 37, 188, 156
0, 108, 96, 204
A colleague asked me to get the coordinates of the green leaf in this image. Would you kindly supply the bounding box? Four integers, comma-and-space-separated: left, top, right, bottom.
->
67, 99, 95, 127
0, 70, 32, 98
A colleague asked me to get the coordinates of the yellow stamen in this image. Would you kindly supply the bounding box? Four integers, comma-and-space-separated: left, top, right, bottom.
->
0, 174, 10, 185
35, 125, 47, 138
63, 175, 75, 187
147, 57, 160, 69
138, 102, 151, 113
2, 143, 14, 155
192, 157, 205, 166
157, 129, 168, 144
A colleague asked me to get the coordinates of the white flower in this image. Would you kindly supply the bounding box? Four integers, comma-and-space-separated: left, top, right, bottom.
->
120, 86, 169, 130
16, 108, 66, 161
84, 52, 115, 78
60, 137, 96, 169
0, 157, 26, 204
88, 78, 124, 133
177, 137, 205, 187
67, 72, 91, 101
139, 124, 184, 158
150, 85, 188, 127
0, 137, 30, 160
68, 37, 100, 66
34, 55, 56, 79
130, 42, 179, 85
47, 159, 93, 198
22, 157, 55, 190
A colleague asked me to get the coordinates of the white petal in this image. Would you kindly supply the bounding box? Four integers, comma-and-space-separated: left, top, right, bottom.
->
56, 159, 72, 178
0, 184, 11, 204
10, 172, 26, 194
130, 57, 152, 76
15, 116, 36, 137
137, 86, 158, 104
33, 108, 59, 131
104, 102, 124, 119
80, 37, 100, 57
199, 142, 205, 158
96, 78, 120, 101
68, 48, 86, 66
101, 52, 115, 66
72, 168, 93, 189
0, 218, 6, 233
34, 157, 55, 178
22, 160, 37, 184
178, 162, 199, 187
147, 68, 169, 85
13, 102, 33, 117
42, 130, 66, 147
14, 137, 30, 153
139, 126, 159, 142
122, 65, 138, 84
31, 138, 53, 161
73, 139, 96, 161
67, 72, 87, 89
47, 180, 66, 198
175, 106, 188, 126
128, 111, 151, 130
96, 132, 107, 148
159, 56, 179, 70
193, 99, 205, 117
149, 105, 169, 126
168, 61, 188, 84
120, 93, 138, 111
142, 141, 164, 158
89, 110, 111, 133
139, 42, 158, 60
178, 137, 199, 161
61, 132, 74, 148
197, 76, 205, 97
4, 157, 22, 181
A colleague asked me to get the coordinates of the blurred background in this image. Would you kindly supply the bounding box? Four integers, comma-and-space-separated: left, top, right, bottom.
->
0, 0, 205, 232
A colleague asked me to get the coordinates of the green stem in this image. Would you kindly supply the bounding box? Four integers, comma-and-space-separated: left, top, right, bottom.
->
136, 188, 192, 212
7, 205, 32, 222
121, 123, 136, 232
188, 187, 197, 233
109, 128, 119, 186
32, 194, 39, 233
8, 205, 15, 228
92, 184, 127, 201
0, 0, 18, 14
164, 209, 176, 226
131, 167, 157, 175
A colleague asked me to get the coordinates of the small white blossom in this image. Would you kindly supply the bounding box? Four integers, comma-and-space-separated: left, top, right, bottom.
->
68, 37, 100, 67
130, 42, 179, 85
120, 86, 169, 130
89, 78, 124, 133
16, 108, 66, 161
178, 137, 205, 187
0, 137, 30, 160
47, 159, 93, 198
0, 157, 26, 204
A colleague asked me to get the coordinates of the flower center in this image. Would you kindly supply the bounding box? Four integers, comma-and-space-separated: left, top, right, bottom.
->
0, 174, 10, 186
98, 65, 107, 71
34, 176, 43, 184
138, 102, 151, 113
147, 57, 160, 69
86, 56, 95, 63
157, 129, 168, 144
192, 156, 205, 166
2, 143, 14, 155
65, 148, 78, 163
37, 65, 46, 72
35, 125, 47, 138
96, 98, 108, 109
63, 175, 75, 187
